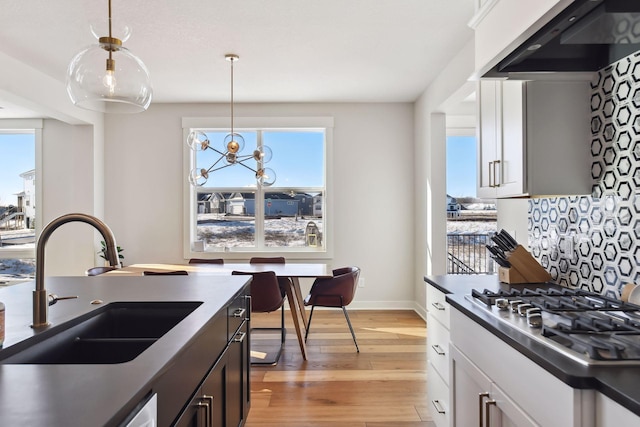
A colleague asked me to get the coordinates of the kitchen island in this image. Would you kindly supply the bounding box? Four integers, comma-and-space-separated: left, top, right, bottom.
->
425, 274, 640, 426
0, 274, 251, 426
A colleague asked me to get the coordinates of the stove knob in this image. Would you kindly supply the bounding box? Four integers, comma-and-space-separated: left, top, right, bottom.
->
526, 307, 541, 317
495, 298, 510, 311
518, 304, 534, 317
509, 300, 523, 313
527, 313, 543, 328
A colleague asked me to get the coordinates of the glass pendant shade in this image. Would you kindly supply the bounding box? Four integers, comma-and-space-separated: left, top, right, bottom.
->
67, 42, 152, 113
253, 145, 273, 163
223, 132, 245, 154
187, 131, 210, 151
189, 168, 209, 186
257, 168, 276, 186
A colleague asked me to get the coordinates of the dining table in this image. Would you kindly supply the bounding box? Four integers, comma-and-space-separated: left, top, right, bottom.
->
106, 262, 334, 360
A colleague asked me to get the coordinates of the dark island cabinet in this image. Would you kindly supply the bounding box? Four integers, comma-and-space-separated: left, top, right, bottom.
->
174, 292, 250, 427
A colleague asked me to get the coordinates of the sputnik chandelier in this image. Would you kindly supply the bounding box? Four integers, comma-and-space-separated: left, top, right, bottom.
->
187, 54, 276, 187
66, 0, 153, 113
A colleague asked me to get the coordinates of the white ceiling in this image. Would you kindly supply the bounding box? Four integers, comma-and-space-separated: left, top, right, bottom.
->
0, 0, 475, 117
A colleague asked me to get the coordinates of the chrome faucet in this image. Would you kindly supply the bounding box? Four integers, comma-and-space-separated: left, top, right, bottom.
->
33, 213, 120, 327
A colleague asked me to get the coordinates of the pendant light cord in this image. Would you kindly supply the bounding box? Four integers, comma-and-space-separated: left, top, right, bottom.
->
107, 0, 113, 61
230, 57, 234, 136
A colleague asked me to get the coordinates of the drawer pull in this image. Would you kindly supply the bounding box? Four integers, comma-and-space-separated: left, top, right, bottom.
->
234, 331, 247, 343
431, 399, 446, 414
232, 308, 246, 318
431, 302, 446, 311
431, 344, 445, 356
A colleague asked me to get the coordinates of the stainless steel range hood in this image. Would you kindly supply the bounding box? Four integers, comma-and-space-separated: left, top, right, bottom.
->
484, 0, 640, 78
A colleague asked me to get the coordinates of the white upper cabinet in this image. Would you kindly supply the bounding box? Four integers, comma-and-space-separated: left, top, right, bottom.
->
477, 79, 591, 198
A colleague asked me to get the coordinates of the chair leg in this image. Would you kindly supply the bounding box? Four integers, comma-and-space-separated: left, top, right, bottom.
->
342, 306, 359, 353
250, 306, 287, 366
280, 304, 286, 344
304, 305, 316, 343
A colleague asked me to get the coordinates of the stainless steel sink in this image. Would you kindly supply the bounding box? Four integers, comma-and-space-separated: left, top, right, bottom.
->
0, 301, 202, 364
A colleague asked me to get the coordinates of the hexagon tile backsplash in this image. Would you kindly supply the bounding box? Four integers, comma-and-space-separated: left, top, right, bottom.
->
528, 51, 640, 299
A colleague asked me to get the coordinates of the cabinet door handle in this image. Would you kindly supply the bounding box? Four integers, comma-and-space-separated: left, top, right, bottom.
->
202, 395, 213, 427
485, 399, 497, 426
431, 399, 446, 414
234, 331, 247, 343
478, 392, 490, 427
431, 301, 446, 311
233, 308, 246, 318
196, 400, 210, 427
488, 161, 494, 187
246, 295, 252, 320
493, 160, 501, 187
431, 344, 445, 356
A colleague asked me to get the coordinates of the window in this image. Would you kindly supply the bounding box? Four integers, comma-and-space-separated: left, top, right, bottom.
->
183, 117, 332, 259
0, 120, 43, 285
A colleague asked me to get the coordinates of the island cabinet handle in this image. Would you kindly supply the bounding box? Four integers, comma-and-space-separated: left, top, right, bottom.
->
234, 331, 247, 343
196, 399, 210, 427
431, 344, 445, 356
232, 308, 246, 318
431, 399, 446, 414
246, 295, 252, 320
431, 302, 446, 311
478, 392, 490, 427
202, 395, 213, 427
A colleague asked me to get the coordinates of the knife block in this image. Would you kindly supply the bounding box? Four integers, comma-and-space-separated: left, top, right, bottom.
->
498, 245, 551, 284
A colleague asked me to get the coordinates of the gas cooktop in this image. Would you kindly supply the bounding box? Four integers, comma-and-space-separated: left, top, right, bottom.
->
467, 287, 640, 366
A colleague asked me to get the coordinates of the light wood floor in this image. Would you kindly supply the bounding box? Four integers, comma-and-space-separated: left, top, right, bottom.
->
245, 309, 435, 427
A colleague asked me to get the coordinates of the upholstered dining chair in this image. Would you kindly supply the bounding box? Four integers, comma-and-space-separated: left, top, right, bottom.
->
232, 270, 287, 365
304, 266, 361, 352
188, 258, 224, 264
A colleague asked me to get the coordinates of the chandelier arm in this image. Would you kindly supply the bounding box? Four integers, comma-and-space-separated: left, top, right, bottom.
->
206, 146, 227, 156
204, 155, 227, 174
235, 159, 258, 173
207, 163, 237, 173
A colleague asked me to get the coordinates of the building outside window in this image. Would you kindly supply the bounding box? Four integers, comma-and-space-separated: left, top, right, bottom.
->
0, 121, 42, 286
183, 117, 332, 258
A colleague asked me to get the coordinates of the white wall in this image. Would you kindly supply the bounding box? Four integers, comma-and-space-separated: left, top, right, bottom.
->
413, 39, 476, 318
103, 102, 417, 308
41, 120, 97, 276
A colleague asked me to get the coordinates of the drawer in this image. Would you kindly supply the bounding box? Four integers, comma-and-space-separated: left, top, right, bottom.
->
228, 292, 248, 339
427, 313, 450, 385
427, 360, 450, 427
427, 285, 450, 329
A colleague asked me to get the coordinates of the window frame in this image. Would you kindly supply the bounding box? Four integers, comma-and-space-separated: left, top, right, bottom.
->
0, 119, 42, 261
182, 116, 333, 260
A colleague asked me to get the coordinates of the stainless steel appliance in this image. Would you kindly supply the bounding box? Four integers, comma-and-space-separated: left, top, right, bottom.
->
467, 286, 640, 366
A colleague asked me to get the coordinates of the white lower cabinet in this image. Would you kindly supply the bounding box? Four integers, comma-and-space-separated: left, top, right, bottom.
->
451, 344, 537, 426
427, 360, 450, 427
426, 285, 451, 427
450, 307, 595, 427
595, 392, 638, 427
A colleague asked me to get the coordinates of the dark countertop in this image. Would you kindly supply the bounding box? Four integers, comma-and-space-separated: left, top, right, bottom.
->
424, 274, 640, 417
0, 274, 250, 426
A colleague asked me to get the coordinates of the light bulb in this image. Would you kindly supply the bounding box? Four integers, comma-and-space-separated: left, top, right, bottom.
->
102, 69, 116, 96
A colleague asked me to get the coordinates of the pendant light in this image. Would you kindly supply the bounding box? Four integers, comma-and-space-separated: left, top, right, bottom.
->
66, 0, 152, 113
187, 54, 276, 187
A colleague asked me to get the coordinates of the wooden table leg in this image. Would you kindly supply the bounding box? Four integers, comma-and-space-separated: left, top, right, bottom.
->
284, 283, 307, 360
290, 277, 308, 329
